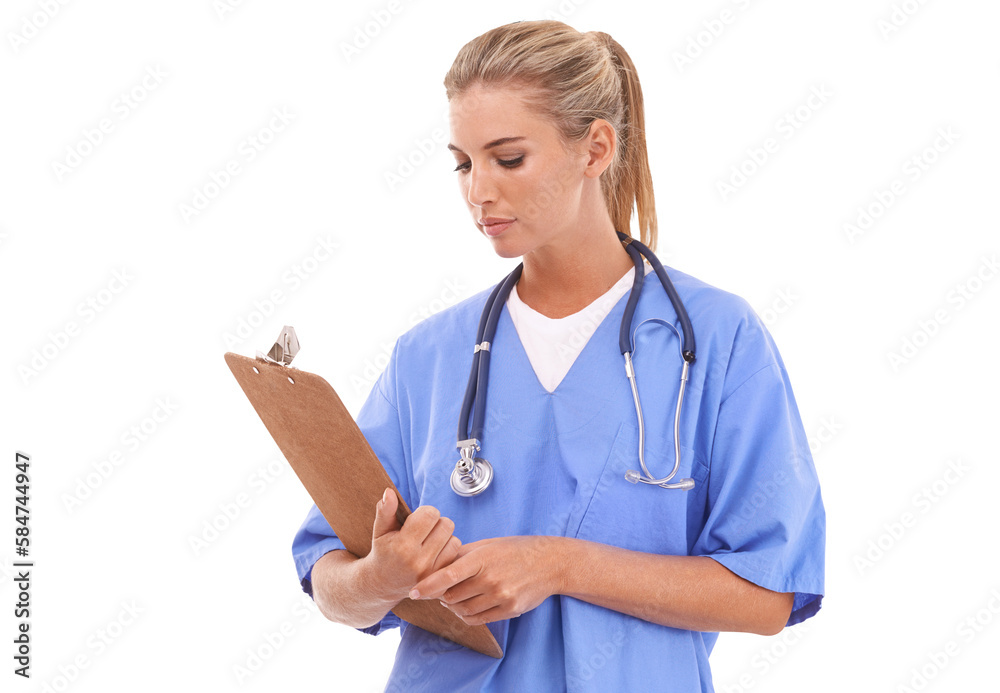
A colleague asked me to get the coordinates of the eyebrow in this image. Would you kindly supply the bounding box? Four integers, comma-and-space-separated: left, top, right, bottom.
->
447, 136, 526, 153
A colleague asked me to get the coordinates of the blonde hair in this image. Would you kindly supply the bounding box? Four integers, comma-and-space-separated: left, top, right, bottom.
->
443, 20, 659, 251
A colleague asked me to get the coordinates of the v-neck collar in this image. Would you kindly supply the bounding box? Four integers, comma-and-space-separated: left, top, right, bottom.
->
500, 261, 654, 395
486, 284, 635, 435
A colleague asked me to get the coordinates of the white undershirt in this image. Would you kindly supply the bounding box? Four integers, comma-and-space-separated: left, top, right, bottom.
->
506, 260, 654, 392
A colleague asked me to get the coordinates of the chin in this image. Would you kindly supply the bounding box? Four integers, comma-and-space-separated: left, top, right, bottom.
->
486, 236, 527, 260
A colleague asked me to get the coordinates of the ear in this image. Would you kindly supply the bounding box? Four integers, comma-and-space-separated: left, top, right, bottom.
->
582, 118, 617, 179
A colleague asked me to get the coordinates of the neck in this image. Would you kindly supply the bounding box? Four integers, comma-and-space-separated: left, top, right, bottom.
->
516, 220, 634, 319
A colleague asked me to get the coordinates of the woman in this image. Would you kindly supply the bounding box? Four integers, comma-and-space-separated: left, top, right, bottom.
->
292, 20, 825, 692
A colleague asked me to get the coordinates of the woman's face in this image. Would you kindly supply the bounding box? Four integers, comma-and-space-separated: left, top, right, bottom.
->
448, 84, 608, 260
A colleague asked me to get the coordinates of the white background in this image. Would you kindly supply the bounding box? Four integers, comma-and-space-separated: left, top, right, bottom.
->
2, 0, 998, 691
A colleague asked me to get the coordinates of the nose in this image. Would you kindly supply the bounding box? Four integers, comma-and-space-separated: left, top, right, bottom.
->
465, 163, 497, 208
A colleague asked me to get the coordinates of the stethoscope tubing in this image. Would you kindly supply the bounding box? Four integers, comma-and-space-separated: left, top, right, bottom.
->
616, 231, 696, 363
620, 241, 647, 355
456, 232, 697, 493
456, 276, 501, 443
459, 264, 523, 446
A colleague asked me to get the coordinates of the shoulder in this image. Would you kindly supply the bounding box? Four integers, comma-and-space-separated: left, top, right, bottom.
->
387, 282, 495, 375
661, 265, 787, 399
398, 284, 492, 347
664, 265, 757, 326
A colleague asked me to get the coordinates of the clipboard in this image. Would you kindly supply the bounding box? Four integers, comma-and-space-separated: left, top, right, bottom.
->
224, 329, 502, 659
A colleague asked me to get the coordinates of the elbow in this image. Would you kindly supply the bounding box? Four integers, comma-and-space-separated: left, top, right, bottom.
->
752, 592, 795, 636
754, 617, 786, 637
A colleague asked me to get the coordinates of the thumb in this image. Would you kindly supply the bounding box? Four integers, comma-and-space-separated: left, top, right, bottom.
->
372, 488, 401, 540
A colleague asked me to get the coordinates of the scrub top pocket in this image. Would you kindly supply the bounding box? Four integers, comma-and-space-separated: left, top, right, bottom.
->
573, 420, 709, 557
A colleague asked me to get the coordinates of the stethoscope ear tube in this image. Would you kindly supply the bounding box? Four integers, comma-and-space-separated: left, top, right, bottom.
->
619, 242, 646, 355
616, 231, 696, 363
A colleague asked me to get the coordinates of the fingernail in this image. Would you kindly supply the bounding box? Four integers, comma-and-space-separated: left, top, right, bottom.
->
382, 489, 389, 502
409, 589, 420, 600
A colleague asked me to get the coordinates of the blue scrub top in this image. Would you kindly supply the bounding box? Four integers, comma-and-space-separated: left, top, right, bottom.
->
291, 265, 825, 692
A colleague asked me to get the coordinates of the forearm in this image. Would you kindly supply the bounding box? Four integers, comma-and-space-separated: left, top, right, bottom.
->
553, 537, 793, 636
310, 549, 399, 629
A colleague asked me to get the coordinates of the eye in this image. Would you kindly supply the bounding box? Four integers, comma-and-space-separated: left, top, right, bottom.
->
453, 156, 524, 172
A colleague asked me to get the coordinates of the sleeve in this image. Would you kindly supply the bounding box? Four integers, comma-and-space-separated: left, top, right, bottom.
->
692, 309, 825, 627
289, 339, 411, 636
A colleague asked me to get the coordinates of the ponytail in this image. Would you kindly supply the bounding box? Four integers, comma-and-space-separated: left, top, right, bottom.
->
593, 32, 658, 251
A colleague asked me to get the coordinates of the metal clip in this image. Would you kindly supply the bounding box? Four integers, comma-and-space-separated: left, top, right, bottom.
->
256, 325, 300, 367
456, 438, 481, 460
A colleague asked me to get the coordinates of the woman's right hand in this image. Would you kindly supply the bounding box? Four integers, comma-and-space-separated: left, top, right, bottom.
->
363, 488, 462, 604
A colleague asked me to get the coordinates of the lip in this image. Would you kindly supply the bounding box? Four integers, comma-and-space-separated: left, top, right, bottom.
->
480, 217, 515, 237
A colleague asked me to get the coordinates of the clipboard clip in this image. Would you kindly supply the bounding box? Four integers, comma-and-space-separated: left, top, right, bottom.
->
256, 325, 300, 367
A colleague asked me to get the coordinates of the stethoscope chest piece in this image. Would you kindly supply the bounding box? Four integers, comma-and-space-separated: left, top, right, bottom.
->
451, 454, 494, 497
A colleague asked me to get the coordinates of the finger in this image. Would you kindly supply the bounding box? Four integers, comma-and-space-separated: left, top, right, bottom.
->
410, 554, 481, 600
421, 517, 457, 566
437, 575, 485, 605
455, 536, 503, 556
431, 535, 462, 573
421, 515, 455, 551
371, 488, 401, 540
443, 593, 501, 619
397, 505, 442, 544
451, 604, 514, 626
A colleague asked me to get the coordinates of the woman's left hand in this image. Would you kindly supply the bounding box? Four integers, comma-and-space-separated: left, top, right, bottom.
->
408, 536, 564, 625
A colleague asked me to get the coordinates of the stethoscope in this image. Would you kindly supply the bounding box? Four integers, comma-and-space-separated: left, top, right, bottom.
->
452, 231, 697, 497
